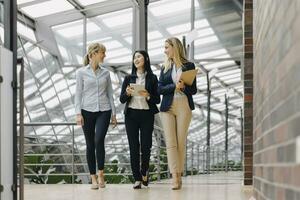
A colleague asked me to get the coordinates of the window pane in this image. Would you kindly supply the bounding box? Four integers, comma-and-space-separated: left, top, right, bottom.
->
52, 19, 83, 65
20, 0, 74, 18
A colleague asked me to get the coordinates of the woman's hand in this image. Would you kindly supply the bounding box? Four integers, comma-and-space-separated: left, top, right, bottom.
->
111, 115, 117, 128
126, 85, 134, 96
76, 114, 84, 126
138, 89, 150, 98
176, 79, 185, 91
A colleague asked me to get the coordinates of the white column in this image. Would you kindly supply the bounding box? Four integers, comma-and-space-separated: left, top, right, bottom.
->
0, 46, 13, 200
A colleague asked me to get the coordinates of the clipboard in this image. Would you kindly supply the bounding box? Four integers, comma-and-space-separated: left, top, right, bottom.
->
130, 83, 145, 96
180, 69, 198, 86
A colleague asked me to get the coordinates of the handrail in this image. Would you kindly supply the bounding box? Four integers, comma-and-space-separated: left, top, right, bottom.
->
18, 123, 241, 184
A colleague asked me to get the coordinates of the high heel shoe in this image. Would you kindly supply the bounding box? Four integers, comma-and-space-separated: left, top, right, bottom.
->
98, 173, 106, 188
177, 173, 182, 189
171, 173, 180, 190
142, 171, 149, 186
90, 175, 99, 190
133, 181, 142, 189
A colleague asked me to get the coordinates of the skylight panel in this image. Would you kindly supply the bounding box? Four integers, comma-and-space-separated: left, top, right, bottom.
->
194, 35, 218, 46
79, 37, 112, 46
167, 23, 190, 35
35, 68, 48, 80
45, 97, 60, 109
20, 0, 74, 18
148, 48, 163, 57
217, 69, 241, 77
17, 0, 35, 4
197, 27, 214, 38
77, 0, 107, 6
124, 36, 132, 44
101, 9, 132, 28
103, 40, 123, 50
41, 87, 56, 102
148, 31, 163, 40
106, 48, 131, 59
57, 45, 69, 60
223, 77, 241, 84
195, 19, 210, 29
76, 55, 82, 64
204, 60, 236, 70
217, 73, 240, 81
17, 22, 36, 42
30, 109, 47, 120
107, 56, 131, 63
26, 47, 42, 60
35, 126, 53, 135
195, 49, 228, 59
55, 22, 99, 38
26, 97, 41, 107
150, 0, 191, 17
64, 107, 75, 118
148, 39, 165, 49
57, 90, 71, 102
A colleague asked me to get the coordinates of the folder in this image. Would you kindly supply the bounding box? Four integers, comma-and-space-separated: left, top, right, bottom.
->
130, 83, 145, 96
180, 69, 198, 86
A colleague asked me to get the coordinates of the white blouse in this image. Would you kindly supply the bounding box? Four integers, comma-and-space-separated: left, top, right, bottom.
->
171, 64, 185, 97
128, 72, 150, 110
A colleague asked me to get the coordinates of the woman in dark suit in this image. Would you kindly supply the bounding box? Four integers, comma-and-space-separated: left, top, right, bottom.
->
120, 50, 160, 189
158, 37, 197, 190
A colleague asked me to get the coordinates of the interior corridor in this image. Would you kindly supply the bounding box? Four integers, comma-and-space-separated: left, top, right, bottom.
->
24, 172, 253, 200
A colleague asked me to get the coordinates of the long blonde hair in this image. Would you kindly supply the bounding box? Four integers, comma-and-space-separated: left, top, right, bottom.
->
163, 37, 188, 73
83, 43, 106, 66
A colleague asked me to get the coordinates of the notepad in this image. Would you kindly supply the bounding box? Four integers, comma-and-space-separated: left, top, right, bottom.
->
180, 69, 198, 86
130, 83, 145, 96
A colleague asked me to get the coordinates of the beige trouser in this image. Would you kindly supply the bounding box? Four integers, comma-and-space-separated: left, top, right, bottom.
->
160, 95, 192, 174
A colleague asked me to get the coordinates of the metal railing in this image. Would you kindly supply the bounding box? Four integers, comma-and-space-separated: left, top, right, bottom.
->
18, 122, 242, 186
20, 122, 170, 184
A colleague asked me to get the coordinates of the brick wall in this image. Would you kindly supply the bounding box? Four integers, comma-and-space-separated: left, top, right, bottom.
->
253, 0, 300, 199
243, 0, 253, 186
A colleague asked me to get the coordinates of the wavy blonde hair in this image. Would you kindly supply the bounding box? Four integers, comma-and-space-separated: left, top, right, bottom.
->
163, 37, 188, 73
83, 43, 106, 66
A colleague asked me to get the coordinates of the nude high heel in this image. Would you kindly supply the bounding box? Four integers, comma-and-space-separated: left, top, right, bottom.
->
171, 173, 180, 190
98, 171, 106, 188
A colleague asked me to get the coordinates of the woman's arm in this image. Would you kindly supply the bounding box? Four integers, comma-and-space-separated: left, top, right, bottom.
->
119, 76, 132, 103
107, 73, 116, 116
75, 69, 83, 115
158, 68, 176, 95
147, 75, 161, 104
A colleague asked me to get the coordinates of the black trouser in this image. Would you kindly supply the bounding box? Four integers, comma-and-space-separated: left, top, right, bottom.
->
125, 108, 154, 181
81, 109, 111, 175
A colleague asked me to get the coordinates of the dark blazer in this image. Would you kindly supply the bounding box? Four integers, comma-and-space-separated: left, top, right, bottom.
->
158, 61, 197, 112
120, 73, 160, 115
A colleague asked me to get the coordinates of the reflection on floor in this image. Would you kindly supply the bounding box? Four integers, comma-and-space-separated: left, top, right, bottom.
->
25, 172, 254, 200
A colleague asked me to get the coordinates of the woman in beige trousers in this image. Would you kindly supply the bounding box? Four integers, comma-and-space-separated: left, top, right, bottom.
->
158, 37, 197, 190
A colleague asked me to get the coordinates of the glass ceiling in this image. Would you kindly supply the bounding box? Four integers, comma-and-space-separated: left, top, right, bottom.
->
12, 0, 244, 177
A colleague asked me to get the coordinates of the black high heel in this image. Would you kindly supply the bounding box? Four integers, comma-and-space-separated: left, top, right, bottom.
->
133, 181, 142, 189
142, 172, 149, 186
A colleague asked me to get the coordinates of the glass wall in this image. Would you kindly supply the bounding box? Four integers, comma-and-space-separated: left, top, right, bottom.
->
148, 0, 243, 153
52, 19, 84, 65
0, 2, 4, 44
13, 0, 245, 183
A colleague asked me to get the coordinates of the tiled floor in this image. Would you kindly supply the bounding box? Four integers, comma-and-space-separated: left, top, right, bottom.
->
24, 172, 254, 200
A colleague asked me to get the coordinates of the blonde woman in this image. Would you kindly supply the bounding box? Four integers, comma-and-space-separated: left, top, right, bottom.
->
75, 43, 117, 189
158, 37, 197, 190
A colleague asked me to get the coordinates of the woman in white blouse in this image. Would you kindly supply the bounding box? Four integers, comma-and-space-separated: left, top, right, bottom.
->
75, 43, 117, 189
120, 50, 160, 189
